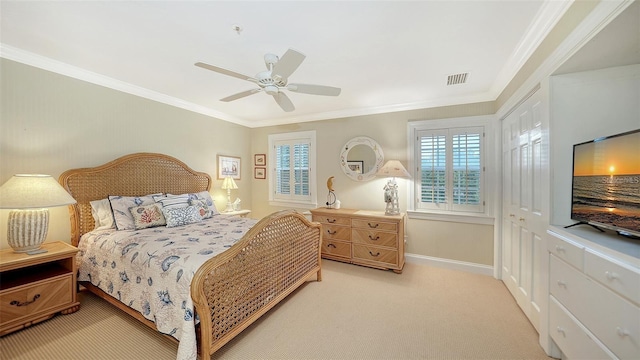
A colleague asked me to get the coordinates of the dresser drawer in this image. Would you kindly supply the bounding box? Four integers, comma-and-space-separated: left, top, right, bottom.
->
551, 255, 640, 359
352, 229, 397, 247
585, 249, 640, 305
351, 218, 397, 232
548, 234, 584, 271
321, 224, 351, 241
0, 274, 73, 324
549, 296, 614, 360
353, 244, 397, 266
321, 239, 351, 259
312, 214, 351, 226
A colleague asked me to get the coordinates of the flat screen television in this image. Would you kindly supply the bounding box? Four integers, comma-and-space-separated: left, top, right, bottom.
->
569, 129, 640, 238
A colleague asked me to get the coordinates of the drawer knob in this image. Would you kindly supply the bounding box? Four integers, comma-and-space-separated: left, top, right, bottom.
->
369, 251, 380, 257
368, 222, 379, 228
556, 326, 566, 336
605, 271, 619, 281
555, 245, 565, 252
368, 235, 380, 241
327, 243, 337, 249
616, 327, 630, 337
327, 230, 337, 235
10, 294, 41, 307
557, 280, 567, 288
327, 218, 336, 223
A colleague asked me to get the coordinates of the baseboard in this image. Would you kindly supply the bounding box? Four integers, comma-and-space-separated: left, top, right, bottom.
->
405, 253, 494, 277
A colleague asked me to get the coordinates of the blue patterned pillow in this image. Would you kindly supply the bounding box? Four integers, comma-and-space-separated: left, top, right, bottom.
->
109, 193, 162, 230
189, 198, 215, 219
163, 205, 202, 228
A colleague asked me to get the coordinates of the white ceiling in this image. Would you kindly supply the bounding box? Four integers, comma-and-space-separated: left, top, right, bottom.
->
1, 1, 573, 128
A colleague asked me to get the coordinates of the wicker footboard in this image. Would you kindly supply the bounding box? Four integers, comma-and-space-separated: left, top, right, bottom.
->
191, 210, 322, 357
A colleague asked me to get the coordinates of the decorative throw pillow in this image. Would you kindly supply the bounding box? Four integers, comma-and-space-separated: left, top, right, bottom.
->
188, 191, 219, 215
109, 193, 162, 230
189, 198, 214, 219
154, 193, 190, 210
163, 205, 202, 228
90, 198, 115, 230
130, 203, 166, 229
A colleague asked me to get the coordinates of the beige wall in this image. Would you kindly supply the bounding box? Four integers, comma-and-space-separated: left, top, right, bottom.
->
250, 103, 497, 265
0, 59, 253, 249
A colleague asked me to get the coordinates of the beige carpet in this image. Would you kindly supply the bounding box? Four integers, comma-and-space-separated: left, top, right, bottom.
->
0, 260, 550, 360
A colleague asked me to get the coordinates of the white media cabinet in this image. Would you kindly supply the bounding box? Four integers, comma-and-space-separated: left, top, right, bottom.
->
547, 225, 639, 359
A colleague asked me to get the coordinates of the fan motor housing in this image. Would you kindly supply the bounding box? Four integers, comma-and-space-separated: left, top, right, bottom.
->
256, 71, 287, 87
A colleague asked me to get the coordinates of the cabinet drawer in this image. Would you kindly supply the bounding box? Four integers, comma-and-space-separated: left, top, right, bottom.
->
352, 229, 397, 248
585, 249, 640, 305
0, 275, 73, 324
353, 245, 397, 266
548, 234, 584, 271
321, 224, 351, 241
551, 255, 640, 359
351, 218, 397, 232
312, 214, 351, 226
549, 296, 614, 360
321, 240, 351, 259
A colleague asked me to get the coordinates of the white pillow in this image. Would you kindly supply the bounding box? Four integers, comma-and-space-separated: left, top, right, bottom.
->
154, 193, 190, 210
90, 198, 115, 230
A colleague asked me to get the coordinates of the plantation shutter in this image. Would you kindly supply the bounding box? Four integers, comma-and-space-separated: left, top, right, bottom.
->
418, 130, 447, 207
452, 129, 482, 211
274, 140, 311, 201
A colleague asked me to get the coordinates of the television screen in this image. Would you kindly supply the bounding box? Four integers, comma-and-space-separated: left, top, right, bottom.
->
571, 129, 640, 237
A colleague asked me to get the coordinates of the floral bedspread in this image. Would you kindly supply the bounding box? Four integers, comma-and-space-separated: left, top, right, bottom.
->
76, 214, 259, 360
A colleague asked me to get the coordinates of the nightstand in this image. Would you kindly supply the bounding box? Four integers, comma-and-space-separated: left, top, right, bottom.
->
222, 209, 251, 217
0, 241, 80, 336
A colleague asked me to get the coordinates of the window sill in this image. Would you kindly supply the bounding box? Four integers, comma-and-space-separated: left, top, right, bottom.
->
269, 200, 318, 210
407, 210, 494, 225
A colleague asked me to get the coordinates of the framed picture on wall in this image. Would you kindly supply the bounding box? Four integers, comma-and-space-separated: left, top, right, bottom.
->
254, 167, 266, 179
217, 155, 241, 180
347, 160, 364, 174
254, 154, 266, 166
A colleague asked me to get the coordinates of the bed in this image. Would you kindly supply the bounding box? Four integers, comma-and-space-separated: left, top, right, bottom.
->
59, 152, 322, 360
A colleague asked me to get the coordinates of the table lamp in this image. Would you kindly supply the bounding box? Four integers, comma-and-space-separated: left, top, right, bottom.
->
0, 174, 77, 254
221, 176, 238, 213
376, 160, 411, 216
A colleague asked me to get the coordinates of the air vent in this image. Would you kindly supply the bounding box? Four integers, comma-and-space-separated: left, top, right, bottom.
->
447, 72, 468, 85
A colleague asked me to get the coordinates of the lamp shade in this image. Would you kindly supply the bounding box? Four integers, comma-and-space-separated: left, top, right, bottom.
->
0, 174, 76, 209
376, 160, 411, 179
221, 176, 238, 190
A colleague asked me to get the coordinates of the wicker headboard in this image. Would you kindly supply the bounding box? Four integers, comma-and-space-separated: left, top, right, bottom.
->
59, 153, 212, 246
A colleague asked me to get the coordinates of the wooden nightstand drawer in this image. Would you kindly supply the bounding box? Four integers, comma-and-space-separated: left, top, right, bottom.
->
351, 218, 397, 232
352, 229, 397, 247
353, 244, 397, 266
321, 239, 351, 259
322, 224, 351, 241
0, 274, 73, 324
312, 214, 351, 226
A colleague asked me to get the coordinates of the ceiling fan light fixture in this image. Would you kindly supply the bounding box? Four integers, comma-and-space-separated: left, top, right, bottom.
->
264, 85, 279, 95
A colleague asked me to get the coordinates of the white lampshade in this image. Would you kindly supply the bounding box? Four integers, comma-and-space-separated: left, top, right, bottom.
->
221, 176, 238, 190
376, 160, 411, 179
0, 174, 76, 253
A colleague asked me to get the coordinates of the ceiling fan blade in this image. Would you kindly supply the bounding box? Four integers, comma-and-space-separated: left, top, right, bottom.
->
220, 88, 261, 102
271, 49, 306, 80
195, 62, 256, 82
287, 83, 341, 96
272, 92, 295, 112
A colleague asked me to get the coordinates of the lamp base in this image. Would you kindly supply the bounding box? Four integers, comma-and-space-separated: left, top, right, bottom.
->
383, 178, 400, 216
7, 209, 49, 253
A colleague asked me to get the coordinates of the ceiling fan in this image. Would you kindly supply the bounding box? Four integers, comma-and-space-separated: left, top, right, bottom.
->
195, 49, 341, 112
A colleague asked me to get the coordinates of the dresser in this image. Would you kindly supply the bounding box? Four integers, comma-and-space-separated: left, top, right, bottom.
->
0, 241, 80, 336
310, 208, 405, 273
547, 226, 639, 359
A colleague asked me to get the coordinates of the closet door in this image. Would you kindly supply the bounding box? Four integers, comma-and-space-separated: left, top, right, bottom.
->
501, 88, 547, 332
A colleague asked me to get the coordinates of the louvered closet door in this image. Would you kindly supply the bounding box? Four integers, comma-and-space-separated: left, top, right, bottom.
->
501, 88, 547, 332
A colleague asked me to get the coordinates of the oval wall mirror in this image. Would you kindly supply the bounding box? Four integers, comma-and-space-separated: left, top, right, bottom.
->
340, 136, 384, 181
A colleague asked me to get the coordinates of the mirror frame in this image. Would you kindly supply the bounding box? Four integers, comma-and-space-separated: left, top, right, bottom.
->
340, 136, 384, 181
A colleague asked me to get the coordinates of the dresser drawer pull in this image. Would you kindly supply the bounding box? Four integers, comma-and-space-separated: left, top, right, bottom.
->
327, 243, 337, 249
369, 251, 380, 257
557, 280, 567, 288
605, 271, 619, 281
368, 235, 380, 241
10, 294, 41, 307
616, 327, 630, 337
556, 326, 566, 336
555, 245, 565, 252
367, 222, 379, 228
327, 230, 337, 235
326, 218, 336, 223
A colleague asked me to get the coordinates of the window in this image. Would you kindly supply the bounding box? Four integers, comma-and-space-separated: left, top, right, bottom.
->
410, 117, 489, 216
268, 131, 317, 208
